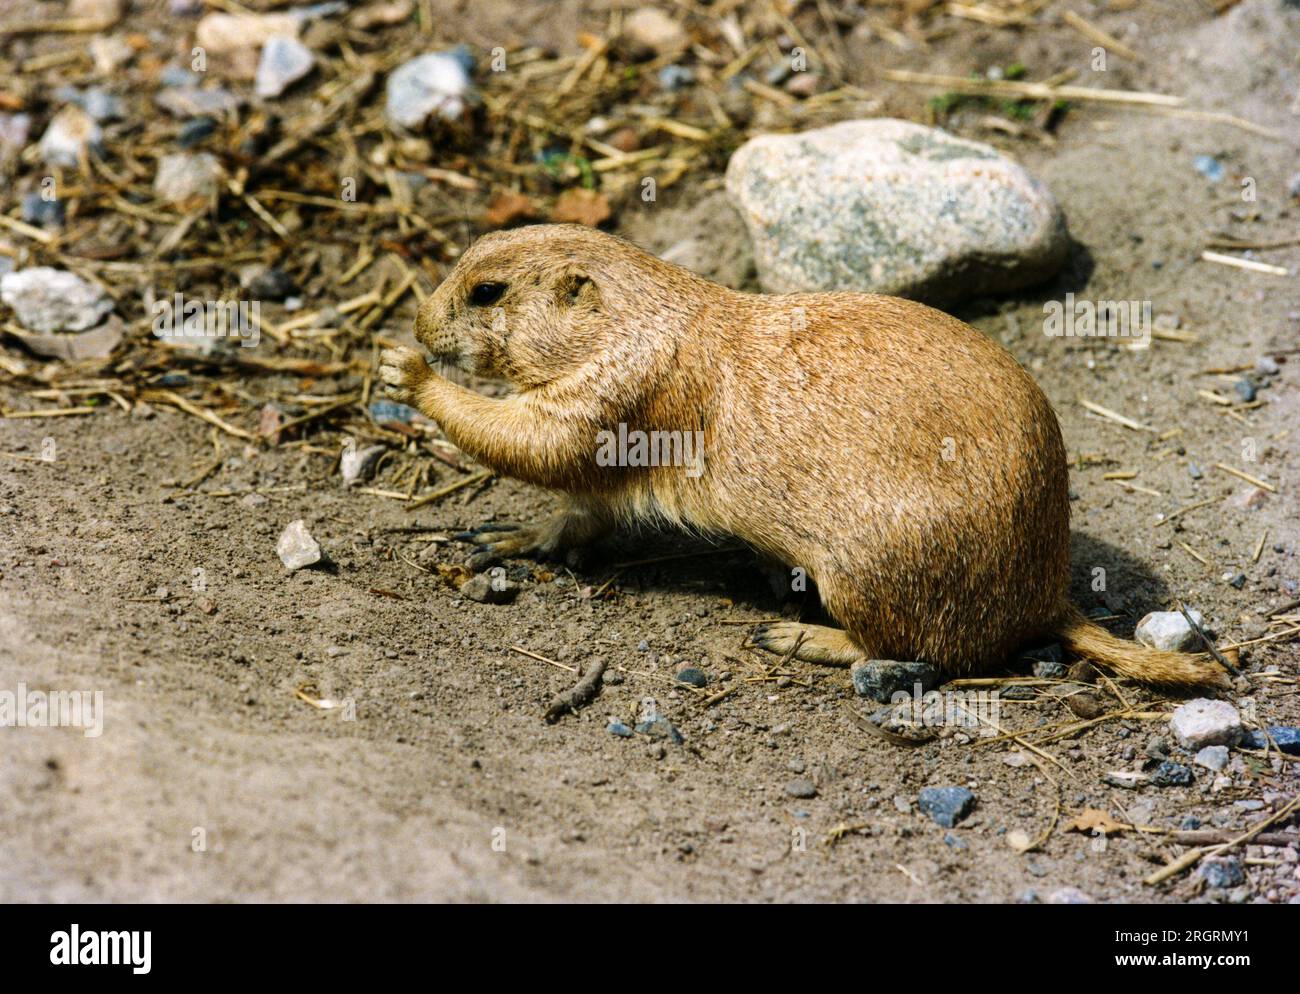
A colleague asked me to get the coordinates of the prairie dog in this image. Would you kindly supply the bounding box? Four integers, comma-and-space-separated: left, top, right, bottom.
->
380, 224, 1222, 685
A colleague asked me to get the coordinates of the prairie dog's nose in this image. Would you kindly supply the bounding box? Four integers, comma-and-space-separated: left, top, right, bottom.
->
413, 295, 441, 348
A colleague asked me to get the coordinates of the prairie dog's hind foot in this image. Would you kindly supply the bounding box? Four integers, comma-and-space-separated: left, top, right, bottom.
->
748, 622, 869, 668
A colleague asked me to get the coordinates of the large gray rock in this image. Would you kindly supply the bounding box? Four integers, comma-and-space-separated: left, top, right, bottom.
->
724, 119, 1068, 304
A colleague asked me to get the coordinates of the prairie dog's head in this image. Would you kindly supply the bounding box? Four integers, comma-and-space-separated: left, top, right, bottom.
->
415, 224, 620, 389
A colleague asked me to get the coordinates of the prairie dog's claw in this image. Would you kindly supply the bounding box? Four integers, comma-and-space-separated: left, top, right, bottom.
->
457, 522, 547, 572
456, 509, 608, 573
467, 549, 506, 573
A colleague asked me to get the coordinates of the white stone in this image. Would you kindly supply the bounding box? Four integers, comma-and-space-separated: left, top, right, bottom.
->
623, 7, 687, 55
1102, 770, 1148, 790
340, 444, 385, 485
153, 153, 223, 204
90, 35, 134, 74
0, 267, 113, 333
386, 52, 472, 128
1135, 608, 1203, 652
276, 520, 322, 570
256, 36, 316, 98
0, 112, 31, 151
195, 12, 300, 54
70, 0, 124, 24
1170, 698, 1242, 750
38, 105, 101, 168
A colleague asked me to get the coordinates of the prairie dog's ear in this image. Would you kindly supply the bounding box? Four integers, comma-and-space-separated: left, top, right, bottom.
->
556, 266, 600, 309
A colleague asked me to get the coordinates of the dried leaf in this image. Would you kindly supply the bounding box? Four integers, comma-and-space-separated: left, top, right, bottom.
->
551, 188, 611, 227
482, 190, 538, 228
436, 563, 472, 589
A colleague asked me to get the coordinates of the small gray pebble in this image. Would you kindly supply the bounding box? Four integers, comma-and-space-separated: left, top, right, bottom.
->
1199, 857, 1245, 889
1195, 745, 1230, 771
1151, 761, 1194, 787
917, 786, 976, 827
675, 667, 709, 688
636, 715, 684, 744
785, 777, 817, 799
1145, 735, 1170, 760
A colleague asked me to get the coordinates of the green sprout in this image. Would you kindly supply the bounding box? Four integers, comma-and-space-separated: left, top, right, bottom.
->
539, 151, 596, 189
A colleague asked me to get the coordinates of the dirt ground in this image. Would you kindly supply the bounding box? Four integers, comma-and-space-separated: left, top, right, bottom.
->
1, 1, 1298, 903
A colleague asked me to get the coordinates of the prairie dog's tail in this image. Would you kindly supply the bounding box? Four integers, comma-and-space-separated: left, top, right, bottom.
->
1054, 600, 1228, 687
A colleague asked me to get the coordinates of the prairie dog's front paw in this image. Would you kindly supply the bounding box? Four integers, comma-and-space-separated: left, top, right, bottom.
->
378, 346, 431, 407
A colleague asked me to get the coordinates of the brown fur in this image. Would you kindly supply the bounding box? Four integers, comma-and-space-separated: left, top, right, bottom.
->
379, 224, 1224, 686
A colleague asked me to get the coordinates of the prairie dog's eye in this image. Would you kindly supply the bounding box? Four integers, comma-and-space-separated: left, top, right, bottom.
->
469, 282, 506, 307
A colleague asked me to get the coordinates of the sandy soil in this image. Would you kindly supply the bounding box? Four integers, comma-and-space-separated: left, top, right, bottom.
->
1, 0, 1297, 903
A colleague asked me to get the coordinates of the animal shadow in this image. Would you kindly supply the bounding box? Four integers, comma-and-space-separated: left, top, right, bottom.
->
566, 524, 1169, 665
